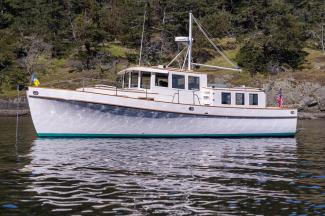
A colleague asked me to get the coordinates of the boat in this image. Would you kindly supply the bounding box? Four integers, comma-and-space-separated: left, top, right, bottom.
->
26, 13, 297, 138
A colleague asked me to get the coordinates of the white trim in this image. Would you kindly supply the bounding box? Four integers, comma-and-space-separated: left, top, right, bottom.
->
118, 66, 170, 75
192, 63, 242, 72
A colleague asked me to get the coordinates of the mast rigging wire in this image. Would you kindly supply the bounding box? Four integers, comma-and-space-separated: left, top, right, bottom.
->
191, 15, 238, 68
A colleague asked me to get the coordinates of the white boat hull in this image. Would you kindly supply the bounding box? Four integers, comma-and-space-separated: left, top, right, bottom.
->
27, 87, 298, 138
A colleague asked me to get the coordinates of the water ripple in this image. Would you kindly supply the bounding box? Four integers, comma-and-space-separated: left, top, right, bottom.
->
18, 137, 321, 215
1, 118, 325, 215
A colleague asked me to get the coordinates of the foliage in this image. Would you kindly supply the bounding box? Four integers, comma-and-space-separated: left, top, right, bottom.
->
0, 0, 324, 91
236, 3, 308, 74
236, 38, 267, 74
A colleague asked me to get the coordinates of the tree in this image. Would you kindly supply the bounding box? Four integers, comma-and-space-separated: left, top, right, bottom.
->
236, 37, 266, 74
0, 30, 17, 89
236, 2, 308, 73
16, 34, 51, 75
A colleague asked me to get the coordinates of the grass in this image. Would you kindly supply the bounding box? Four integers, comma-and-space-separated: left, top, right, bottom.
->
304, 48, 324, 63
2, 40, 325, 99
0, 89, 21, 99
52, 58, 67, 68
104, 44, 136, 58
290, 48, 325, 85
204, 48, 239, 68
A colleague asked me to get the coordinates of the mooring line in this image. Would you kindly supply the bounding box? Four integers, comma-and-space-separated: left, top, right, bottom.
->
15, 84, 20, 161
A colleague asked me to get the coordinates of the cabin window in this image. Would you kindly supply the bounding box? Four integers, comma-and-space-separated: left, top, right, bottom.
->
155, 73, 168, 87
172, 74, 185, 89
221, 92, 231, 105
236, 93, 245, 105
140, 72, 151, 89
123, 73, 129, 88
188, 76, 200, 90
249, 93, 258, 105
130, 71, 139, 88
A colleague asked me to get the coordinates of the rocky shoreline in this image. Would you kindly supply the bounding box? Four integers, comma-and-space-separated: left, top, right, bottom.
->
298, 112, 325, 120
0, 97, 30, 117
0, 109, 30, 117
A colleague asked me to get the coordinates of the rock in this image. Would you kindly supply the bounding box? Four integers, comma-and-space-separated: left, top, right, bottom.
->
263, 77, 325, 114
298, 106, 305, 112
0, 96, 29, 110
299, 112, 325, 120
306, 100, 318, 107
0, 109, 30, 117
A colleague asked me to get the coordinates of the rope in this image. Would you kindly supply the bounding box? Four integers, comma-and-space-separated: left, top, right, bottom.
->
166, 46, 188, 68
15, 85, 19, 148
182, 47, 189, 69
15, 84, 20, 162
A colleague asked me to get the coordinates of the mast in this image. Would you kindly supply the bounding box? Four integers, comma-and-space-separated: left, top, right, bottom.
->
188, 12, 192, 70
169, 12, 241, 72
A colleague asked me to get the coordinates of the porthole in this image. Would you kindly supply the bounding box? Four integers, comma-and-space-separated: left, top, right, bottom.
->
189, 107, 194, 111
33, 91, 39, 95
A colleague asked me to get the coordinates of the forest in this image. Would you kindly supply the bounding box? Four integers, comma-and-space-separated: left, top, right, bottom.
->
1, 0, 325, 92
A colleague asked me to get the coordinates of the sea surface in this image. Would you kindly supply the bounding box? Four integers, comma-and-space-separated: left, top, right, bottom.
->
0, 117, 324, 215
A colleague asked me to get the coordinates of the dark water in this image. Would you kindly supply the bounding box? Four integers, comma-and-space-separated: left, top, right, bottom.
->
0, 117, 324, 215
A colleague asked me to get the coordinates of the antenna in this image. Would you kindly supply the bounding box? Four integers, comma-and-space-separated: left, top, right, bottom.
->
188, 12, 192, 70
138, 10, 146, 66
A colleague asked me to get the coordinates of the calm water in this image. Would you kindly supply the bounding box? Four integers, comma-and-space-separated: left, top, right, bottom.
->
0, 117, 324, 215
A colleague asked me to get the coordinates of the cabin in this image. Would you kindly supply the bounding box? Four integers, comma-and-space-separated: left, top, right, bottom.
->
117, 66, 266, 108
82, 66, 266, 108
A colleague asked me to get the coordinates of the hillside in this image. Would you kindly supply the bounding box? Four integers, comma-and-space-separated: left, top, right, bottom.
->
2, 0, 325, 117
1, 39, 325, 116
1, 1, 325, 90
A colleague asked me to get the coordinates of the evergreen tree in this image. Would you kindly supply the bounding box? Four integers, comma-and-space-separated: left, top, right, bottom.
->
0, 0, 321, 90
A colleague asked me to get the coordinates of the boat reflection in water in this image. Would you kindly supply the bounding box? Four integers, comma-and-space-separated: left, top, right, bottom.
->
21, 137, 324, 215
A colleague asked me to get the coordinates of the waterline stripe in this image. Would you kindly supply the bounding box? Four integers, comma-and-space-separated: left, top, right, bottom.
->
37, 133, 296, 138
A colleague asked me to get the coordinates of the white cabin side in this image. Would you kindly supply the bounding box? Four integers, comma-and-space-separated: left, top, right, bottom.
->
204, 87, 266, 108
117, 66, 208, 105
80, 66, 267, 108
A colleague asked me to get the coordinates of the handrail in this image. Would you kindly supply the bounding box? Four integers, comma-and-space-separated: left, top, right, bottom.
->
172, 91, 180, 104
41, 78, 120, 90
41, 78, 205, 105
178, 90, 180, 103
192, 90, 201, 105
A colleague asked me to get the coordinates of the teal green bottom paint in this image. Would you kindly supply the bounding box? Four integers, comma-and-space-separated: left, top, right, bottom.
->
37, 133, 296, 138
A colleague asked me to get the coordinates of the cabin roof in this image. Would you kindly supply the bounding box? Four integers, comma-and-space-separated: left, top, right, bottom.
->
204, 86, 265, 92
117, 66, 205, 76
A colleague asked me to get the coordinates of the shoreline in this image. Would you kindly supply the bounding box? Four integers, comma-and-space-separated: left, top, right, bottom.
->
298, 112, 325, 120
0, 109, 30, 117
0, 109, 324, 120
